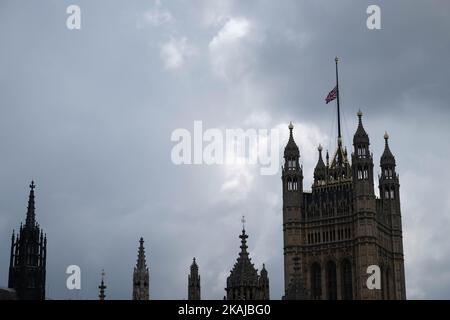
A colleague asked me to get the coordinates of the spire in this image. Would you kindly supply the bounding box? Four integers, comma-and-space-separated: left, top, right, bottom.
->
330, 139, 348, 168
188, 257, 201, 300
314, 145, 326, 183
240, 215, 248, 255
25, 181, 36, 227
315, 145, 326, 169
136, 237, 147, 270
99, 270, 106, 300
353, 110, 369, 145
226, 219, 261, 300
258, 263, 270, 300
133, 237, 149, 300
191, 257, 198, 273
284, 122, 299, 157
381, 131, 395, 165
239, 228, 249, 256
260, 263, 268, 277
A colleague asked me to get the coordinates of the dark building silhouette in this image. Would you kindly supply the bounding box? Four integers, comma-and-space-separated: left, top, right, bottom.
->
282, 112, 406, 300
188, 258, 201, 300
133, 237, 149, 300
225, 221, 269, 300
8, 181, 47, 300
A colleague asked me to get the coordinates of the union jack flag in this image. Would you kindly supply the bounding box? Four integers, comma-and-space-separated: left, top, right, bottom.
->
325, 86, 337, 104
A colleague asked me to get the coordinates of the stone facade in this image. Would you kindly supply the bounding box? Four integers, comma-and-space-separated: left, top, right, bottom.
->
282, 113, 406, 300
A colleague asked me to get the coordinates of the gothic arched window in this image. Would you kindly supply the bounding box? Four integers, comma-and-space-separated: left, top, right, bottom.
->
341, 259, 353, 300
357, 168, 363, 180
311, 263, 322, 300
288, 158, 296, 170
326, 261, 337, 300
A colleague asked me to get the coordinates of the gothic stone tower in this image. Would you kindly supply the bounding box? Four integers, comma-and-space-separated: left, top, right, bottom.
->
133, 237, 150, 300
225, 225, 270, 300
282, 113, 406, 300
8, 181, 47, 300
188, 258, 201, 300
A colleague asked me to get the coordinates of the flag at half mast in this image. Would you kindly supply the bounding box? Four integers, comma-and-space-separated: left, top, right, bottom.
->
325, 86, 337, 104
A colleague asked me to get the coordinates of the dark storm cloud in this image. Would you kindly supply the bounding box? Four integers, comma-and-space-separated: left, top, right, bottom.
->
0, 0, 449, 299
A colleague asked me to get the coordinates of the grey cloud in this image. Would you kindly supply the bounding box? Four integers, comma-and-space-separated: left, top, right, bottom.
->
0, 0, 449, 299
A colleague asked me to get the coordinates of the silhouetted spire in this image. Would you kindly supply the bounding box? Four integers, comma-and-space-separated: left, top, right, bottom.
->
25, 181, 36, 227
99, 270, 106, 300
314, 145, 326, 184
258, 263, 270, 299
133, 237, 149, 300
284, 122, 299, 157
260, 263, 268, 277
353, 110, 369, 145
188, 257, 201, 300
315, 145, 326, 170
239, 229, 248, 256
8, 181, 47, 300
239, 216, 249, 257
191, 257, 198, 273
330, 138, 349, 168
381, 132, 395, 165
136, 237, 147, 270
226, 218, 262, 300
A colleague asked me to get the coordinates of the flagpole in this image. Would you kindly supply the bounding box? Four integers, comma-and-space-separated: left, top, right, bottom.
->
335, 57, 342, 142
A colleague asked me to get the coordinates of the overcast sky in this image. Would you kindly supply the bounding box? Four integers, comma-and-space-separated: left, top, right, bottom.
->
0, 0, 449, 300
